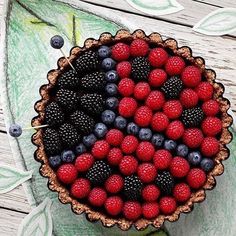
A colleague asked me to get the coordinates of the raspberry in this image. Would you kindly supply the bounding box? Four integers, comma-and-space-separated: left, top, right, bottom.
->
118, 78, 135, 97
111, 42, 130, 61
145, 91, 165, 111
159, 197, 177, 215
202, 100, 220, 116
183, 128, 204, 148
134, 106, 153, 127
142, 202, 160, 219
88, 187, 107, 207
181, 66, 201, 87
165, 56, 185, 76
201, 137, 219, 157
148, 48, 168, 67
173, 183, 191, 202
130, 39, 149, 57
57, 164, 77, 184
153, 149, 172, 170
105, 174, 124, 193
170, 156, 190, 178
133, 82, 151, 100
92, 140, 110, 159
116, 61, 132, 78
187, 168, 206, 189
105, 196, 123, 216
119, 97, 138, 118
137, 163, 157, 183
136, 141, 155, 161
151, 112, 169, 132
142, 185, 160, 202
75, 153, 94, 172
106, 129, 124, 146
180, 89, 199, 108
201, 117, 222, 136
166, 121, 184, 140
71, 178, 91, 199
148, 69, 167, 87
107, 148, 123, 166
121, 135, 139, 154
196, 82, 214, 101
119, 155, 138, 175
163, 100, 183, 119
123, 201, 142, 220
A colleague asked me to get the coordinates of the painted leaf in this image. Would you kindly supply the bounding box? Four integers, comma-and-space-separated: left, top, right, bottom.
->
17, 198, 52, 236
125, 0, 184, 16
0, 165, 32, 193
193, 8, 236, 36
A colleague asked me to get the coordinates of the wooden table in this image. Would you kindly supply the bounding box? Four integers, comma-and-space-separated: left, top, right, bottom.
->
0, 0, 235, 235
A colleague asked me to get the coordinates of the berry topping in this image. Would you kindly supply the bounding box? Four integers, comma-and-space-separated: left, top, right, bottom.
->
133, 82, 151, 100
183, 128, 204, 148
180, 89, 199, 108
132, 57, 151, 80
166, 120, 184, 140
142, 202, 160, 219
105, 196, 123, 216
92, 140, 110, 159
101, 110, 116, 125
136, 141, 155, 161
75, 153, 94, 172
57, 164, 77, 184
121, 135, 139, 154
56, 89, 78, 111
170, 156, 190, 178
45, 102, 65, 127
161, 76, 183, 99
98, 45, 111, 59
142, 185, 160, 202
187, 151, 202, 166
107, 148, 123, 166
176, 144, 189, 157
112, 43, 130, 61
102, 58, 116, 71
119, 155, 138, 176
88, 187, 107, 207
181, 107, 204, 128
148, 69, 167, 87
155, 171, 174, 195
43, 128, 62, 155
130, 39, 149, 57
71, 178, 91, 199
196, 82, 214, 101
105, 70, 118, 83
148, 48, 168, 67
49, 155, 61, 169
181, 66, 201, 88
137, 163, 157, 183
105, 174, 124, 194
81, 72, 106, 91
124, 175, 143, 200
165, 56, 185, 76
173, 183, 191, 202
153, 149, 172, 170
145, 91, 165, 111
106, 97, 119, 110
159, 197, 177, 215
94, 123, 108, 138
105, 129, 124, 147
139, 128, 153, 141
200, 158, 214, 172
82, 134, 97, 148
151, 112, 169, 132
201, 117, 222, 136
119, 97, 138, 118
118, 78, 135, 97
114, 116, 127, 130
116, 61, 131, 78
187, 168, 206, 189
123, 201, 142, 220
202, 99, 220, 116
127, 122, 140, 135
57, 70, 80, 90
134, 106, 153, 127
201, 137, 219, 157
61, 150, 75, 163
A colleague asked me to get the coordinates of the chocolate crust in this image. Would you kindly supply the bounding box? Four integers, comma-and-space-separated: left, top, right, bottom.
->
32, 29, 233, 230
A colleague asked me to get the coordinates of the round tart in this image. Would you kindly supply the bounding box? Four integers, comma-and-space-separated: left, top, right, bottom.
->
32, 29, 232, 230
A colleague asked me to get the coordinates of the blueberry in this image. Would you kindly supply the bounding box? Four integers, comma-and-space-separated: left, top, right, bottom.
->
188, 151, 202, 166
164, 139, 177, 151
151, 134, 164, 147
94, 123, 108, 138
127, 122, 140, 135
83, 134, 97, 147
61, 150, 75, 163
101, 110, 116, 125
75, 143, 87, 155
101, 58, 116, 71
105, 70, 118, 83
106, 97, 119, 110
50, 35, 64, 49
105, 83, 118, 96
201, 158, 214, 172
49, 155, 61, 168
9, 124, 22, 137
139, 128, 152, 141
176, 144, 189, 157
98, 46, 111, 58
114, 116, 127, 129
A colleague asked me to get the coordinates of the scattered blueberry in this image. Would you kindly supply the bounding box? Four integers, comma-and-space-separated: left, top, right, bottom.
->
188, 151, 202, 166
105, 70, 118, 83
127, 122, 140, 135
101, 110, 116, 125
83, 134, 97, 147
61, 150, 75, 163
101, 58, 116, 71
9, 124, 22, 137
106, 97, 119, 110
139, 128, 152, 141
98, 46, 111, 58
114, 116, 127, 129
75, 143, 87, 155
176, 144, 189, 157
201, 158, 214, 172
164, 139, 177, 151
49, 155, 61, 168
105, 83, 118, 96
151, 134, 164, 147
94, 123, 108, 138
50, 35, 64, 49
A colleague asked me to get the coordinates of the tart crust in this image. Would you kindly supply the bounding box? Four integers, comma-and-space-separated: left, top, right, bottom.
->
32, 29, 233, 230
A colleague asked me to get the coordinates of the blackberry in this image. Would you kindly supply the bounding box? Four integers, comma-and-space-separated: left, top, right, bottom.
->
43, 128, 61, 155
45, 102, 64, 127
70, 110, 95, 135
131, 57, 151, 80
161, 75, 183, 99
155, 171, 174, 196
181, 107, 204, 127
58, 123, 80, 148
81, 72, 106, 91
86, 161, 112, 185
124, 175, 143, 201
57, 70, 80, 90
56, 89, 78, 111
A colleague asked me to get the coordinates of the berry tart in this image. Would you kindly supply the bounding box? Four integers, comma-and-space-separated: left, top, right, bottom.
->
32, 29, 232, 230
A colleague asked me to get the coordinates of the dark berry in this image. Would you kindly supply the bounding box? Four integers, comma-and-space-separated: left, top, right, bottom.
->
105, 83, 118, 96
81, 72, 106, 91
105, 97, 119, 110
176, 144, 189, 157
127, 122, 140, 135
161, 76, 183, 99
98, 46, 111, 58
75, 143, 87, 155
151, 134, 164, 148
114, 116, 127, 129
188, 151, 202, 166
48, 155, 61, 168
43, 128, 61, 155
93, 123, 108, 138
50, 35, 64, 49
164, 139, 177, 151
201, 158, 214, 172
124, 175, 143, 201
57, 70, 80, 90
101, 58, 116, 71
61, 150, 75, 163
45, 102, 64, 127
9, 124, 22, 137
132, 57, 151, 80
155, 171, 174, 196
105, 70, 118, 83
101, 110, 116, 125
181, 107, 204, 127
56, 89, 78, 111
139, 128, 152, 141
82, 134, 97, 147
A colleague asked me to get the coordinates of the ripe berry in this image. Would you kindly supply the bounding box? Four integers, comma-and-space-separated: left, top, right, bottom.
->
159, 197, 177, 215
9, 124, 22, 137
121, 135, 139, 154
116, 61, 132, 78
137, 163, 157, 183
165, 56, 185, 76
170, 157, 190, 178
114, 116, 127, 130
201, 137, 219, 157
118, 78, 135, 97
92, 140, 110, 159
196, 82, 214, 101
105, 174, 124, 193
105, 196, 123, 216
106, 129, 124, 146
101, 110, 116, 125
130, 39, 149, 57
148, 69, 167, 87
119, 156, 138, 175
75, 153, 94, 172
183, 128, 204, 148
163, 100, 183, 119
166, 120, 184, 140
136, 141, 155, 161
133, 82, 151, 100
202, 100, 220, 116
151, 112, 169, 132
153, 149, 172, 170
142, 202, 160, 219
123, 201, 142, 220
50, 35, 64, 49
201, 117, 222, 136
111, 42, 130, 61
139, 128, 152, 141
107, 148, 123, 166
173, 183, 191, 202
187, 168, 206, 189
180, 89, 199, 108
119, 97, 138, 118
105, 70, 118, 83
201, 158, 214, 172
134, 106, 153, 127
148, 48, 168, 67
142, 185, 160, 202
145, 91, 165, 111
88, 187, 107, 207
57, 164, 77, 184
181, 66, 201, 87
71, 178, 90, 199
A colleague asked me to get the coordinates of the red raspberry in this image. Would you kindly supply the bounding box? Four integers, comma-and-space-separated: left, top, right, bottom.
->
111, 42, 130, 61
119, 97, 138, 118
119, 155, 138, 175
75, 153, 94, 172
145, 91, 165, 111
88, 187, 107, 207
137, 163, 157, 183
170, 156, 190, 178
196, 82, 214, 101
133, 82, 151, 100
142, 202, 159, 219
148, 48, 168, 67
130, 39, 149, 57
134, 106, 153, 127
201, 117, 222, 136
159, 197, 177, 215
107, 148, 123, 166
121, 135, 139, 154
151, 112, 169, 132
148, 69, 167, 87
106, 129, 124, 146
165, 56, 185, 76
105, 196, 123, 216
163, 100, 183, 119
71, 178, 91, 199
118, 78, 135, 97
153, 149, 172, 170
142, 185, 160, 202
202, 99, 220, 116
173, 183, 191, 202
136, 141, 155, 161
123, 201, 142, 220
105, 174, 124, 193
187, 168, 206, 189
183, 128, 204, 148
57, 164, 77, 184
92, 140, 110, 159
180, 89, 198, 108
166, 121, 184, 140
181, 66, 201, 87
116, 61, 131, 78
201, 137, 219, 157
